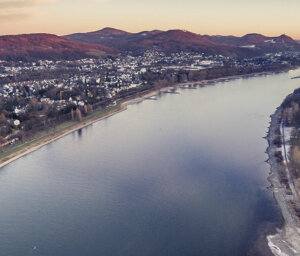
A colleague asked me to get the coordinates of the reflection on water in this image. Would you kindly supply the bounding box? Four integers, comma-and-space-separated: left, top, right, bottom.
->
0, 70, 300, 256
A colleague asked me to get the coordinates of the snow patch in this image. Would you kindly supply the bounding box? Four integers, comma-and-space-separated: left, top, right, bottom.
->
240, 45, 256, 48
267, 236, 289, 256
265, 39, 276, 44
280, 125, 293, 163
283, 127, 293, 142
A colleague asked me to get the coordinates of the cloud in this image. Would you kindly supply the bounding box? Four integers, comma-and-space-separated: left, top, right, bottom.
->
91, 0, 109, 3
0, 0, 54, 9
0, 12, 33, 22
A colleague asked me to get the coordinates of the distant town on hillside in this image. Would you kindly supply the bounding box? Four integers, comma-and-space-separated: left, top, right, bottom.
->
0, 27, 300, 149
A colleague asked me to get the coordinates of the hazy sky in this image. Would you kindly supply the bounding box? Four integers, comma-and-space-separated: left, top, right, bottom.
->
0, 0, 299, 38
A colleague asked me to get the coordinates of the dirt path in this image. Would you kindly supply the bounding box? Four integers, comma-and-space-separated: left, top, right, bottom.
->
281, 123, 299, 198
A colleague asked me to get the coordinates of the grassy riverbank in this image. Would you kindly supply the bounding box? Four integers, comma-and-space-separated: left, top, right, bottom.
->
0, 104, 123, 168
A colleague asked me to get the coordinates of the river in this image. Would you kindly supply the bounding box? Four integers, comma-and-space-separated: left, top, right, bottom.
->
1, 69, 300, 256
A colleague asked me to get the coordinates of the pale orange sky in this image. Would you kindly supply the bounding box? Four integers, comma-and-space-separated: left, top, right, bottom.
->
0, 0, 300, 39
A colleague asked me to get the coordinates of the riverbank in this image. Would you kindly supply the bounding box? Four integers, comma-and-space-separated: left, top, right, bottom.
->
0, 84, 181, 168
0, 69, 290, 170
0, 105, 127, 168
266, 107, 300, 256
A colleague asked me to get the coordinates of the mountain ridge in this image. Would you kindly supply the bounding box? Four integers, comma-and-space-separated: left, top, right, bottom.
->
203, 33, 300, 51
66, 28, 300, 56
0, 28, 299, 60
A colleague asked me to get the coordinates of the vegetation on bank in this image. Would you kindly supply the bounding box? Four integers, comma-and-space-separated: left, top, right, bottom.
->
274, 90, 300, 221
0, 104, 121, 163
145, 62, 294, 90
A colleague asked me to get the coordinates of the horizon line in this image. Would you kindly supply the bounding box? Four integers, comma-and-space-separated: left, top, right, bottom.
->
0, 27, 299, 39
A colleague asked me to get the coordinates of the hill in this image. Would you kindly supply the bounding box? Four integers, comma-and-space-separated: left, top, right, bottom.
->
1, 29, 299, 60
203, 33, 300, 52
0, 33, 116, 60
66, 28, 258, 57
67, 28, 300, 57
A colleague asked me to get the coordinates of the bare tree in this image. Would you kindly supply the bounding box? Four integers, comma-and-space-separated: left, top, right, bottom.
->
76, 108, 82, 122
71, 109, 74, 121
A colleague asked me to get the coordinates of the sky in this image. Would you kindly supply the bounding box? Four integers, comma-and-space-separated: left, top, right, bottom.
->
0, 0, 299, 38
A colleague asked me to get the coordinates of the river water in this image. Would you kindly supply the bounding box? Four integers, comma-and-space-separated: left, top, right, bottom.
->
1, 69, 300, 256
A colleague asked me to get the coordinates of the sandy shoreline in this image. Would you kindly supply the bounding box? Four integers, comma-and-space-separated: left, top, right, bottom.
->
266, 108, 300, 256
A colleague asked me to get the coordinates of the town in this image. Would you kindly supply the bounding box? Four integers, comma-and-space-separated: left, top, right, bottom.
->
0, 50, 300, 147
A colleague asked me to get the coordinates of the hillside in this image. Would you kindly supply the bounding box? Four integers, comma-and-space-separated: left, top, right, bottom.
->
67, 28, 300, 57
1, 29, 299, 60
0, 33, 116, 60
66, 28, 258, 57
204, 33, 300, 52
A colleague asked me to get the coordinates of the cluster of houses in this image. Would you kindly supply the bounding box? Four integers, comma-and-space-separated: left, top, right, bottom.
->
0, 50, 299, 147
0, 51, 228, 111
